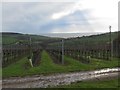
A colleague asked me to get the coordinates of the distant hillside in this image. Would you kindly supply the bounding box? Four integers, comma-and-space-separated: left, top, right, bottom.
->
1, 32, 62, 45
1, 31, 119, 45
64, 31, 119, 46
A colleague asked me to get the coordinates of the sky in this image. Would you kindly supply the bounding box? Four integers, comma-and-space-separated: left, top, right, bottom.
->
1, 0, 119, 34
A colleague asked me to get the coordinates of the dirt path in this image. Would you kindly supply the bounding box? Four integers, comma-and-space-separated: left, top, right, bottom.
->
2, 67, 120, 88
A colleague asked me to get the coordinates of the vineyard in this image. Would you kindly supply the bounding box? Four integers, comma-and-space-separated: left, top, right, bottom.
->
1, 1, 120, 88
1, 31, 120, 78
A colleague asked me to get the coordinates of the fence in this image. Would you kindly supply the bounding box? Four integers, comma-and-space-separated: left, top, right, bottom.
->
46, 40, 111, 64
2, 43, 42, 67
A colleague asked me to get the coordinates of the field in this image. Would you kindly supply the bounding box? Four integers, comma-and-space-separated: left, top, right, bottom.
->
3, 51, 119, 78
2, 36, 17, 45
1, 32, 61, 45
2, 32, 120, 88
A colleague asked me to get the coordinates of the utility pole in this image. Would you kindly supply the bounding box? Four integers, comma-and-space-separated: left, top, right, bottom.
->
62, 39, 64, 64
109, 25, 112, 60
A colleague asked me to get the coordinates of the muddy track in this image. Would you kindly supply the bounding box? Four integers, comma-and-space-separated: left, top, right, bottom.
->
2, 67, 120, 88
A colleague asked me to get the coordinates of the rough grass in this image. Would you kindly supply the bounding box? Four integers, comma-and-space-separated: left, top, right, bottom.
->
2, 36, 17, 45
55, 78, 119, 88
2, 51, 119, 78
89, 58, 119, 69
64, 31, 118, 46
0, 68, 2, 77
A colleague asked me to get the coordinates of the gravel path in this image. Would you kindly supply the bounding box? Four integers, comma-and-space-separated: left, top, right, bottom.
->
2, 67, 120, 88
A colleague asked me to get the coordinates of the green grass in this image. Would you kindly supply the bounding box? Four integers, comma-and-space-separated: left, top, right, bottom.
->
0, 68, 2, 77
2, 51, 119, 78
64, 31, 119, 46
55, 78, 119, 88
2, 36, 18, 45
1, 33, 62, 45
3, 57, 28, 78
89, 58, 119, 69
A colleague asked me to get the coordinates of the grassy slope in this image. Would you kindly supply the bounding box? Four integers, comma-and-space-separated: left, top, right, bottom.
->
55, 78, 119, 88
2, 36, 18, 45
64, 32, 119, 46
2, 33, 61, 45
3, 51, 119, 78
2, 31, 119, 45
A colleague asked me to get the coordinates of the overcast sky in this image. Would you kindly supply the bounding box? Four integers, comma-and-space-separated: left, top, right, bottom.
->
1, 0, 119, 34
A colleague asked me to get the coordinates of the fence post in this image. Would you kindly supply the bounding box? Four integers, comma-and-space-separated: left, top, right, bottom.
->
62, 40, 64, 65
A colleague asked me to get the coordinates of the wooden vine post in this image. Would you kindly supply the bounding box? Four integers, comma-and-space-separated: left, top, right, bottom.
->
28, 37, 33, 67
62, 40, 64, 65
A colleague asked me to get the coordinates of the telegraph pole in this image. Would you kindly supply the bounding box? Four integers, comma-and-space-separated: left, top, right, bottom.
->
62, 39, 64, 64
